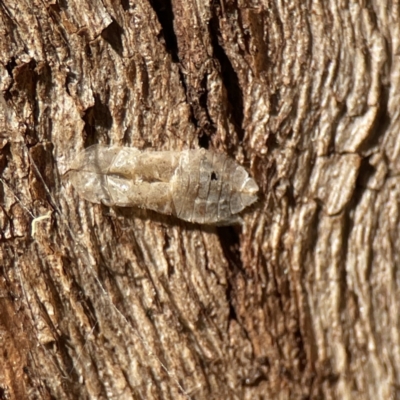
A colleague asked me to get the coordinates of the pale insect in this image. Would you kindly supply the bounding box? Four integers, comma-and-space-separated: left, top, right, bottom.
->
67, 145, 259, 225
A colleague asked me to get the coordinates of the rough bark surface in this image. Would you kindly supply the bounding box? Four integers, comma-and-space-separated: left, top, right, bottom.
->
0, 1, 399, 399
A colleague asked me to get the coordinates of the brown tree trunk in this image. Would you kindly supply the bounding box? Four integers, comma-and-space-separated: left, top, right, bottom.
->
0, 1, 399, 399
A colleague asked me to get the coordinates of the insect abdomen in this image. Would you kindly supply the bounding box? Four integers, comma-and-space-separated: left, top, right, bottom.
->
172, 149, 258, 224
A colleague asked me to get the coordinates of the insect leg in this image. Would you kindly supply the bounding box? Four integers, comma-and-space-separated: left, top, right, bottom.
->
68, 145, 122, 174
110, 150, 181, 182
107, 176, 174, 215
67, 170, 113, 205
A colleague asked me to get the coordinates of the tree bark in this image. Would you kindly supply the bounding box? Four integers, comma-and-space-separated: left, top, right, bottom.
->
0, 1, 399, 399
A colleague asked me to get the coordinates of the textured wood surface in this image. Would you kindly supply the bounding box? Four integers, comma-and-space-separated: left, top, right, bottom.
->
0, 0, 399, 399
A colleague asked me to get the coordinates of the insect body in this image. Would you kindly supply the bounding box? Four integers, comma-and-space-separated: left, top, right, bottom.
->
67, 145, 258, 225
